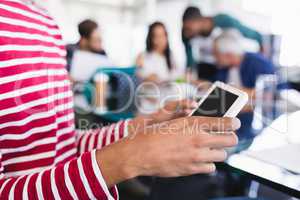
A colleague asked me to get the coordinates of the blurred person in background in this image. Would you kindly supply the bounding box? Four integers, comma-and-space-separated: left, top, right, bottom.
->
66, 19, 107, 72
136, 22, 182, 83
182, 6, 263, 80
213, 29, 274, 141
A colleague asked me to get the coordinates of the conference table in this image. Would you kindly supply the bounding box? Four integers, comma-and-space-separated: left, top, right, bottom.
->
224, 111, 300, 198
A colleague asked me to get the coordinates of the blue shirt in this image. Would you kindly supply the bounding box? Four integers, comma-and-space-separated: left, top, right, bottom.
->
214, 53, 275, 140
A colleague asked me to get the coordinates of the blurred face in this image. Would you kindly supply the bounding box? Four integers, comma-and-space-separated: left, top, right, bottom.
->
199, 18, 214, 37
86, 28, 103, 53
183, 19, 201, 38
152, 25, 168, 52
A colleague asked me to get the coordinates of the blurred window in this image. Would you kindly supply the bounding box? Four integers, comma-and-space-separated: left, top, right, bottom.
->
243, 0, 300, 67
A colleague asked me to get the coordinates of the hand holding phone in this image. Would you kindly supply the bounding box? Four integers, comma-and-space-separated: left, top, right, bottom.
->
190, 81, 247, 135
190, 81, 248, 118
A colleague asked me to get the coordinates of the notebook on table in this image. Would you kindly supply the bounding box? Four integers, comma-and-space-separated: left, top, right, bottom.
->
244, 144, 300, 174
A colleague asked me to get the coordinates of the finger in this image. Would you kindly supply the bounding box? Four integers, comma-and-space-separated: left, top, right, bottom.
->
178, 99, 198, 110
190, 163, 216, 174
188, 116, 241, 131
184, 109, 195, 115
193, 149, 227, 163
175, 108, 196, 117
171, 100, 198, 117
209, 149, 228, 162
199, 132, 239, 149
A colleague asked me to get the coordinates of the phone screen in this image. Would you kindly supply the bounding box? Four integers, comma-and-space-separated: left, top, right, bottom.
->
192, 86, 238, 117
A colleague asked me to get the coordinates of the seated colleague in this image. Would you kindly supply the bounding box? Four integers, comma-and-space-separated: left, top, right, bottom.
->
66, 19, 107, 72
181, 6, 263, 79
0, 1, 240, 199
213, 30, 275, 140
70, 49, 113, 82
136, 22, 182, 83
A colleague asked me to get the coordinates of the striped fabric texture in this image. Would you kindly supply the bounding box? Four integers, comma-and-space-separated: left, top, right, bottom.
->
0, 0, 128, 199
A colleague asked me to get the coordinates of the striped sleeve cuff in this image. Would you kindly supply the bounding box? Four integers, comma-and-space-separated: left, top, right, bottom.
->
90, 150, 118, 200
75, 150, 118, 200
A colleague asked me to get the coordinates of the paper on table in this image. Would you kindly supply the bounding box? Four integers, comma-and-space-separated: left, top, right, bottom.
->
244, 144, 300, 174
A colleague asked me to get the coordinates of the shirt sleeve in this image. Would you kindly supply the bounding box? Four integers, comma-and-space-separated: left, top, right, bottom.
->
76, 119, 130, 155
214, 14, 263, 45
0, 150, 117, 200
0, 120, 130, 199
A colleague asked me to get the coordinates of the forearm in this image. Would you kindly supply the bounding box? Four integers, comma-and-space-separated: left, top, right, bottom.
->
217, 14, 262, 45
95, 124, 162, 187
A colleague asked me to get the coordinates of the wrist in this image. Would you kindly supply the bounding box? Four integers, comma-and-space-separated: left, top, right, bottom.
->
128, 115, 155, 137
95, 138, 142, 187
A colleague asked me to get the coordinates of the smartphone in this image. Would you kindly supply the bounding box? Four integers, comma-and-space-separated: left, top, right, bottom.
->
190, 81, 248, 117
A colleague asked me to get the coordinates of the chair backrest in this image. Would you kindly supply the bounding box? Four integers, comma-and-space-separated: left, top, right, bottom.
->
94, 66, 136, 76
83, 66, 138, 113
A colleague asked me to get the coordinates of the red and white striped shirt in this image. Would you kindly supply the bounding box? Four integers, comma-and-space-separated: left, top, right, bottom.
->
0, 1, 128, 199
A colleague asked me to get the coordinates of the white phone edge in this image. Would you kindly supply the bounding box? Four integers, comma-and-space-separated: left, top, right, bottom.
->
189, 81, 249, 118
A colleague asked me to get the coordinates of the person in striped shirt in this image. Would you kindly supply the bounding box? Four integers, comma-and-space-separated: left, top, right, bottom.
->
0, 1, 240, 199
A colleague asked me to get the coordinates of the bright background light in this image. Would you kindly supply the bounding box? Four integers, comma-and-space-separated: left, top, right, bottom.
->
42, 0, 300, 67
243, 0, 300, 67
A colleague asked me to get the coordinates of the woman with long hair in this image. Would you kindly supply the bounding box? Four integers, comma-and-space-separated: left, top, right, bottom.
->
136, 21, 181, 83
